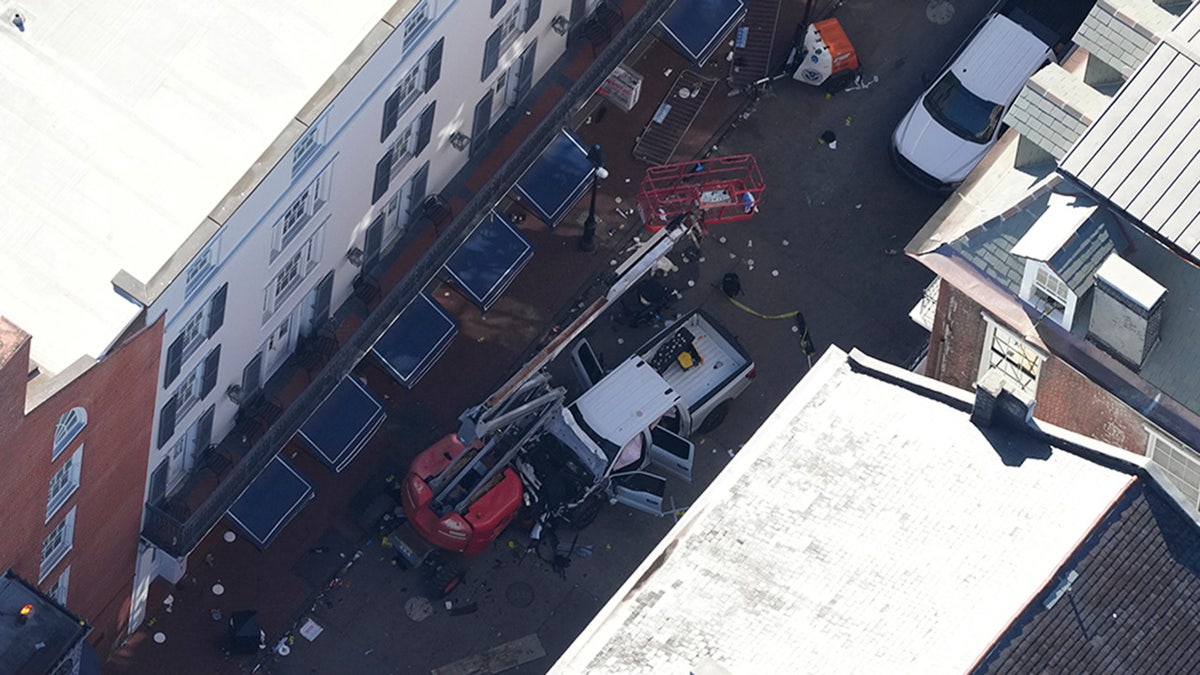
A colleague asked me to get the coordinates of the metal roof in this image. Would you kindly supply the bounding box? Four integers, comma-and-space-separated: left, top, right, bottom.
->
0, 570, 87, 675
552, 348, 1136, 675
0, 0, 398, 371
1061, 2, 1200, 265
1003, 64, 1110, 161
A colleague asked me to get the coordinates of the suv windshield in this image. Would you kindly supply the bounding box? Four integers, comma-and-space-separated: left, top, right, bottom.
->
923, 72, 1003, 144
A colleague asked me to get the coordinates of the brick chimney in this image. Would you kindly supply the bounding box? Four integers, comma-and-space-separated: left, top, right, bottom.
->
1087, 253, 1165, 372
972, 368, 1037, 429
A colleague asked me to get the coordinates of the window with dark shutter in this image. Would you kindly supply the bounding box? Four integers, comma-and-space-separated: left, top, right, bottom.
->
163, 337, 184, 388
415, 102, 436, 155
523, 0, 541, 31
196, 406, 215, 451
200, 346, 221, 398
381, 89, 402, 142
372, 150, 394, 204
423, 39, 443, 93
408, 163, 430, 217
491, 0, 507, 18
470, 90, 494, 157
481, 28, 502, 81
157, 398, 177, 449
207, 284, 227, 337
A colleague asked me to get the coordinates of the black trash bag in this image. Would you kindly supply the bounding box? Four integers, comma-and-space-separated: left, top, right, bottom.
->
228, 611, 266, 655
722, 273, 743, 298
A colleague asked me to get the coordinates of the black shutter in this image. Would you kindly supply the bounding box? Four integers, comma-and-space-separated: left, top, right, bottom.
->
423, 39, 443, 93
372, 150, 393, 204
470, 90, 494, 157
200, 346, 221, 398
408, 163, 430, 217
481, 28, 502, 81
491, 0, 507, 18
415, 103, 436, 155
524, 0, 541, 31
381, 89, 401, 142
163, 336, 184, 388
196, 406, 215, 452
515, 39, 537, 102
157, 398, 177, 449
207, 284, 227, 337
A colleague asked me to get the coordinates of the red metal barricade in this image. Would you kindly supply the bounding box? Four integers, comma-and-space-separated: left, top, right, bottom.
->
635, 155, 765, 232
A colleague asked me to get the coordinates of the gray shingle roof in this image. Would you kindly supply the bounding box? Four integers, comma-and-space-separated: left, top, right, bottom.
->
1075, 0, 1175, 78
1004, 64, 1110, 160
1048, 210, 1129, 293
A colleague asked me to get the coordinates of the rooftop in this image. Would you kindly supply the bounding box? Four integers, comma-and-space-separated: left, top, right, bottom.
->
1060, 2, 1200, 265
0, 0, 398, 372
0, 570, 87, 675
974, 478, 1200, 674
552, 348, 1141, 675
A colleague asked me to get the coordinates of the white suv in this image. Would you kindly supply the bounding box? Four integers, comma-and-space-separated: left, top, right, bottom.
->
892, 12, 1053, 191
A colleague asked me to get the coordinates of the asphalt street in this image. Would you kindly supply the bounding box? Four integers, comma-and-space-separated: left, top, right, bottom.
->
228, 1, 1001, 673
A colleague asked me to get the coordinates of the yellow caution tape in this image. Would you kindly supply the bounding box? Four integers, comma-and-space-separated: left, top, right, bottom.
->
726, 296, 800, 320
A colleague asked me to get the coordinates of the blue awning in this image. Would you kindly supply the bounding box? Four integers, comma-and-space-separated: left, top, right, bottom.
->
371, 293, 458, 389
296, 377, 387, 473
514, 129, 595, 227
658, 0, 746, 66
444, 211, 534, 310
227, 455, 315, 550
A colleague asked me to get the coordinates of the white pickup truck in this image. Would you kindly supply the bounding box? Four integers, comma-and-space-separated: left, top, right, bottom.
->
533, 309, 755, 517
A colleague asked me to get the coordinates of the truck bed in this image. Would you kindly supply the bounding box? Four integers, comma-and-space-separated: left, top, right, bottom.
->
639, 311, 752, 413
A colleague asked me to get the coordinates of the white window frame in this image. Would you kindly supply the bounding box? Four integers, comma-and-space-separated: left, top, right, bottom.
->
291, 117, 326, 178
172, 367, 202, 420
46, 445, 83, 522
978, 315, 1045, 394
264, 227, 324, 321
272, 166, 332, 260
47, 566, 70, 606
388, 115, 425, 178
185, 237, 220, 300
40, 506, 76, 582
177, 304, 210, 366
498, 3, 523, 51
1147, 428, 1200, 510
52, 408, 87, 461
402, 1, 431, 46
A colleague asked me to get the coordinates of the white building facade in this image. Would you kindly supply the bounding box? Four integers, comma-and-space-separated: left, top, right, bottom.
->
131, 0, 582, 631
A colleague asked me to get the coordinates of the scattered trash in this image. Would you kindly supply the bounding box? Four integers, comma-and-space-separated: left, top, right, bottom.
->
614, 196, 622, 204
729, 252, 736, 259
884, 248, 899, 256
449, 602, 479, 616
153, 632, 167, 644
718, 236, 727, 244
727, 449, 736, 457
844, 74, 880, 92
444, 600, 453, 610
698, 257, 706, 263
617, 338, 624, 345
792, 325, 799, 332
664, 68, 673, 77
772, 270, 779, 277
624, 177, 631, 183
210, 609, 222, 621
747, 259, 755, 267
845, 116, 853, 126
299, 618, 324, 641
747, 239, 754, 248
212, 583, 225, 596
819, 130, 838, 150
223, 531, 237, 543
855, 204, 862, 209
687, 280, 695, 287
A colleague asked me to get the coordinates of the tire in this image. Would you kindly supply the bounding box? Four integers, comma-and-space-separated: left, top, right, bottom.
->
695, 401, 731, 435
567, 494, 604, 531
427, 563, 465, 599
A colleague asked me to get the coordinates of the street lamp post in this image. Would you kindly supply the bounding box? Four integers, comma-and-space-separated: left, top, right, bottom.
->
579, 144, 608, 252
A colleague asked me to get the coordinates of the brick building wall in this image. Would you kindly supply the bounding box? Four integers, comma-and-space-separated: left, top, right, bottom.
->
0, 315, 163, 655
925, 281, 1151, 456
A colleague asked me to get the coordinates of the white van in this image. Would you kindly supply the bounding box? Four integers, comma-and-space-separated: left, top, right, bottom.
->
891, 12, 1053, 190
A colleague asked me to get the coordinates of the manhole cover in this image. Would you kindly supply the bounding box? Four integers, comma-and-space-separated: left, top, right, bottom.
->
927, 0, 954, 25
505, 582, 534, 608
405, 596, 433, 622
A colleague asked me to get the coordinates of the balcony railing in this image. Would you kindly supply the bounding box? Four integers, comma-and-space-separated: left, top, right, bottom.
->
141, 0, 678, 558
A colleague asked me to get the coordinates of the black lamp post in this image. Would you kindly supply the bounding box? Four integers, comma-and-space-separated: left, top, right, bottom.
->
579, 144, 608, 252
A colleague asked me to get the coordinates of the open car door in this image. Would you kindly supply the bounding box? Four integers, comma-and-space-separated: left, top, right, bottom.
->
569, 338, 606, 390
648, 426, 694, 483
612, 471, 668, 516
